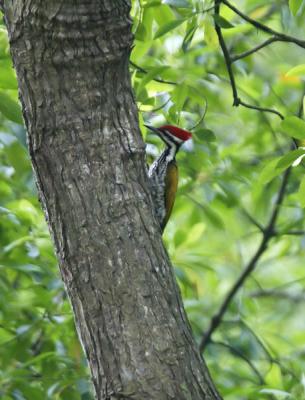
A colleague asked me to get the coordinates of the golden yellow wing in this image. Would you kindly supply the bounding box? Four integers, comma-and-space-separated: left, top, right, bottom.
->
161, 161, 178, 231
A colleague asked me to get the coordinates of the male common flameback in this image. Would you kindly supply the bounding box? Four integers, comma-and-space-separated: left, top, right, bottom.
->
145, 124, 192, 232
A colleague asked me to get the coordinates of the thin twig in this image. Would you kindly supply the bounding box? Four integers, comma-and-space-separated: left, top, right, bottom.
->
239, 100, 284, 120
269, 276, 305, 291
251, 289, 305, 303
189, 98, 208, 131
213, 0, 283, 118
129, 61, 177, 85
199, 167, 291, 352
276, 230, 305, 236
140, 98, 171, 113
214, 1, 239, 106
211, 340, 265, 384
222, 0, 305, 50
241, 208, 264, 233
237, 319, 274, 363
232, 36, 279, 62
194, 5, 216, 15
240, 319, 298, 379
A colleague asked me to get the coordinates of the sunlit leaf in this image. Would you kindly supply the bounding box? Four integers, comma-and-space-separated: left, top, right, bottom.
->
154, 18, 187, 39
289, 0, 303, 15
276, 149, 305, 169
195, 129, 216, 143
0, 60, 18, 89
204, 16, 218, 48
0, 91, 23, 124
182, 18, 197, 52
184, 222, 206, 245
258, 157, 283, 184
0, 27, 9, 57
136, 66, 170, 96
286, 64, 305, 77
213, 14, 234, 29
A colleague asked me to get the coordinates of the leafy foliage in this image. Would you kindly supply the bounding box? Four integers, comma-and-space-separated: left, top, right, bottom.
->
132, 0, 305, 398
1, 1, 305, 399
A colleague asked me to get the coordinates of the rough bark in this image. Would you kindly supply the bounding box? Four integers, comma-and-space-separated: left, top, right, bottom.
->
2, 1, 222, 399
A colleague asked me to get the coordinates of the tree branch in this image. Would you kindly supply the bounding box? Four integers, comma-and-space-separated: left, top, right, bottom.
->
222, 0, 305, 51
140, 98, 171, 113
213, 1, 284, 119
129, 60, 177, 85
241, 208, 264, 233
214, 1, 239, 106
232, 36, 279, 62
239, 100, 284, 119
199, 167, 291, 352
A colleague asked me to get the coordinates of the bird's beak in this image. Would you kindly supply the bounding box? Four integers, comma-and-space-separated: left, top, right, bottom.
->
144, 124, 161, 137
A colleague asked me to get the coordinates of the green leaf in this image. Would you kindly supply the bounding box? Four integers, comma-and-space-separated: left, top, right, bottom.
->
0, 27, 10, 58
134, 22, 148, 42
213, 14, 234, 29
182, 19, 197, 52
200, 203, 224, 230
276, 149, 305, 169
184, 223, 206, 245
136, 66, 169, 96
258, 157, 284, 184
7, 199, 39, 224
195, 129, 216, 143
0, 91, 23, 124
298, 176, 305, 207
143, 0, 161, 7
3, 236, 32, 254
289, 0, 303, 15
6, 141, 30, 175
171, 83, 188, 113
204, 16, 219, 48
0, 181, 12, 197
285, 64, 305, 77
12, 263, 43, 273
0, 60, 18, 89
281, 116, 305, 140
22, 351, 57, 367
154, 18, 186, 39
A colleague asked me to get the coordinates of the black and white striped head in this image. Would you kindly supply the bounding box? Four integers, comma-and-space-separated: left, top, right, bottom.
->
145, 124, 192, 148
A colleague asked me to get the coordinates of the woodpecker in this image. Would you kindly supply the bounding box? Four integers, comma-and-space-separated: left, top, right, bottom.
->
145, 124, 192, 232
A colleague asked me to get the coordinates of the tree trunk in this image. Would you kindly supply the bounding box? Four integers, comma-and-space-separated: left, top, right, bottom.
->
1, 1, 222, 399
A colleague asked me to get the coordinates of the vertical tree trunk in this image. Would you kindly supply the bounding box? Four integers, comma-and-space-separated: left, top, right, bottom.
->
1, 1, 222, 399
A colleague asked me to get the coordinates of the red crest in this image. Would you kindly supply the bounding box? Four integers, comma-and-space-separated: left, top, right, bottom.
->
160, 125, 192, 141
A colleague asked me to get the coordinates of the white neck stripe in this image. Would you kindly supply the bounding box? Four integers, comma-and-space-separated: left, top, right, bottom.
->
164, 130, 183, 143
